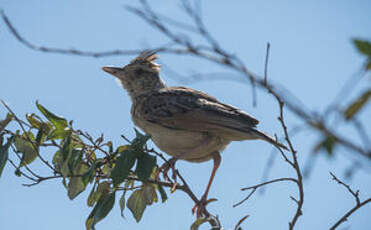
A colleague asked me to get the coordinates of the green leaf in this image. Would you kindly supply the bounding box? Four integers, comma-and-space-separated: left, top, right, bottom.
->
52, 150, 63, 172
132, 129, 151, 150
87, 183, 97, 207
135, 153, 156, 181
313, 135, 337, 157
35, 126, 46, 147
143, 184, 157, 205
14, 132, 38, 167
157, 185, 168, 203
0, 113, 13, 132
119, 191, 126, 217
127, 189, 147, 222
102, 164, 113, 177
36, 101, 67, 130
95, 181, 111, 202
47, 128, 70, 140
86, 191, 115, 230
107, 141, 113, 154
190, 218, 208, 230
115, 145, 130, 154
82, 164, 96, 185
85, 216, 94, 230
60, 135, 73, 177
67, 163, 90, 200
94, 191, 115, 223
86, 181, 110, 208
68, 149, 84, 175
110, 150, 136, 187
25, 113, 43, 129
0, 135, 14, 178
322, 136, 336, 155
354, 39, 371, 56
344, 90, 371, 120
59, 135, 84, 177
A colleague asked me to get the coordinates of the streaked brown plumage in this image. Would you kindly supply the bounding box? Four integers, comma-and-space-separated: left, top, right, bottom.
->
102, 51, 287, 217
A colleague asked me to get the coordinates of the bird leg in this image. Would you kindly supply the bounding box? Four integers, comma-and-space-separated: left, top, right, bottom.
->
155, 135, 213, 188
192, 152, 221, 218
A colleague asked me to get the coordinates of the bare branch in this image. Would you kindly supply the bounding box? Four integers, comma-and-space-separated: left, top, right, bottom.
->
233, 188, 257, 208
329, 172, 371, 230
264, 42, 271, 85
241, 177, 298, 191
234, 177, 297, 208
330, 172, 360, 205
234, 215, 249, 230
277, 102, 304, 230
330, 198, 371, 230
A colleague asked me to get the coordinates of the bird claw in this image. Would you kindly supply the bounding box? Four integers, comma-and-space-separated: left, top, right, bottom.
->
155, 159, 177, 184
192, 196, 217, 218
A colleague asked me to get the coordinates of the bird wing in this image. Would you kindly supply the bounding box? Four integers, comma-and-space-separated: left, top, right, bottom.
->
137, 87, 259, 138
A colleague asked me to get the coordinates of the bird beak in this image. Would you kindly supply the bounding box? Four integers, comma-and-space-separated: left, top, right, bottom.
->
102, 66, 122, 76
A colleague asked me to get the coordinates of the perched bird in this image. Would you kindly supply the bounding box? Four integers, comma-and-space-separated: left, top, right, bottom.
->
102, 51, 287, 217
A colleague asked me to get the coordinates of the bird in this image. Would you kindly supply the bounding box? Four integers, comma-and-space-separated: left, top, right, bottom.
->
102, 50, 287, 217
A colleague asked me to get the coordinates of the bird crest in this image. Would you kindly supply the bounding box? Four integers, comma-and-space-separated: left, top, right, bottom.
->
130, 50, 158, 64
129, 50, 161, 73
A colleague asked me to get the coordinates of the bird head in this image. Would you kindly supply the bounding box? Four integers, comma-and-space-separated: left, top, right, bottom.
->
102, 50, 166, 98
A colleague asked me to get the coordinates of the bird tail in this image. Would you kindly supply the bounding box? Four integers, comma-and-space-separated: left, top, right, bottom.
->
250, 128, 289, 151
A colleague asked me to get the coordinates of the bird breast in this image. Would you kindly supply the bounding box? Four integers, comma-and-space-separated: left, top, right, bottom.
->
132, 116, 230, 163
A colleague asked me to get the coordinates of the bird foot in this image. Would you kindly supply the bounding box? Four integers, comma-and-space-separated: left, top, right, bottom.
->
155, 158, 177, 184
192, 195, 217, 218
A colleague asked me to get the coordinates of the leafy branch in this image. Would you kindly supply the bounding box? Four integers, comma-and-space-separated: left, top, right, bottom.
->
0, 101, 220, 229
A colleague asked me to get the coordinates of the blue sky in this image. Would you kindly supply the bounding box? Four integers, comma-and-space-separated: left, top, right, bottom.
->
1, 0, 371, 229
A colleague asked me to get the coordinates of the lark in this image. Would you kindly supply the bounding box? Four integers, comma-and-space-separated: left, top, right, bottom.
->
102, 51, 287, 217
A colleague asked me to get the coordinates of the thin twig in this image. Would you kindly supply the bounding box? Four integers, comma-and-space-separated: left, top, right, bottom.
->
277, 101, 304, 230
9, 144, 42, 179
329, 172, 371, 230
264, 42, 270, 85
241, 177, 298, 191
234, 177, 297, 208
330, 198, 371, 230
233, 188, 257, 208
330, 172, 360, 205
7, 158, 38, 182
